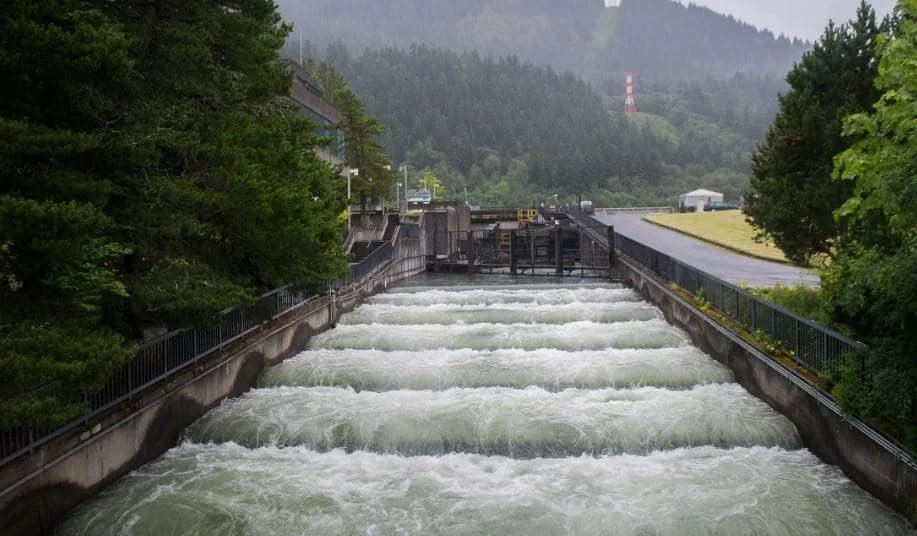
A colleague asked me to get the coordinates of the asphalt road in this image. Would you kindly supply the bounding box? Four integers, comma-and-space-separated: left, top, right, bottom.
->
596, 214, 820, 288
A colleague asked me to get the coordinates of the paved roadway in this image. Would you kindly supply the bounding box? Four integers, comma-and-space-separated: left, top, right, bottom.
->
595, 214, 820, 288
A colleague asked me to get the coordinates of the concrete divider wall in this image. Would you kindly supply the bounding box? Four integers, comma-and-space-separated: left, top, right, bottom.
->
616, 255, 917, 524
0, 252, 426, 536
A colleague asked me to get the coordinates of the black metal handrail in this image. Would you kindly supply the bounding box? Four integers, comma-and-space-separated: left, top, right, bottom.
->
566, 209, 866, 378
0, 236, 404, 467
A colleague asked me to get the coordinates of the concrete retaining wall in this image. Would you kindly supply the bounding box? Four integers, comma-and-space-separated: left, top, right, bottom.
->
616, 255, 917, 523
0, 253, 426, 536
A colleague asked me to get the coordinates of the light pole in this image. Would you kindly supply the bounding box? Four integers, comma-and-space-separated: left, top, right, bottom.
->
396, 182, 401, 212
345, 167, 358, 230
399, 164, 409, 211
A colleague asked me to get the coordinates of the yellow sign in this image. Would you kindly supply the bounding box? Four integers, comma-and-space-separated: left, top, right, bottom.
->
516, 208, 538, 223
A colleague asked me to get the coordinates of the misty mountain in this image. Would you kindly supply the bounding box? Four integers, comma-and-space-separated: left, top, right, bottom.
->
277, 0, 809, 88
604, 0, 809, 85
278, 0, 602, 77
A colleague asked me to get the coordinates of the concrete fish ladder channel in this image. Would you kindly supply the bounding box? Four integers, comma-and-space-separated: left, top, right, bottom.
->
57, 281, 914, 535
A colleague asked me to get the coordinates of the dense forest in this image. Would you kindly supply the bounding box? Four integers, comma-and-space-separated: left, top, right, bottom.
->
308, 43, 758, 207
277, 0, 814, 207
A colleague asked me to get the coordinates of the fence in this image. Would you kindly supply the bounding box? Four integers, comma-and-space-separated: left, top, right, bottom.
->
594, 207, 674, 216
567, 209, 866, 379
0, 227, 412, 467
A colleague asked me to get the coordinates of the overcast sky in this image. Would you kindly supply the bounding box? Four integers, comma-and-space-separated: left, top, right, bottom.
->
606, 0, 897, 41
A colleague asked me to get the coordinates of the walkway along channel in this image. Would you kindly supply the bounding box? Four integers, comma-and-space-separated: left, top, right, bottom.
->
568, 208, 917, 523
0, 224, 426, 535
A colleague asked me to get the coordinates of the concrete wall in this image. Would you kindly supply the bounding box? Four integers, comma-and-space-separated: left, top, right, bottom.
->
0, 252, 426, 536
616, 255, 917, 523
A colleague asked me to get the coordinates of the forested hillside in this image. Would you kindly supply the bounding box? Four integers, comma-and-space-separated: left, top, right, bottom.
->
324, 45, 755, 207
276, 0, 812, 207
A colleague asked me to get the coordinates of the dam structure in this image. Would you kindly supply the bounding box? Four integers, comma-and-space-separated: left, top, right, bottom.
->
56, 276, 911, 534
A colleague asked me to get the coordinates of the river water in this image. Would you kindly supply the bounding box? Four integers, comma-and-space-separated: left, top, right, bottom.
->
58, 276, 912, 535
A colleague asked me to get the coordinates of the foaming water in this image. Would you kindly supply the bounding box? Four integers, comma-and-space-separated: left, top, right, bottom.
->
56, 278, 914, 534
311, 320, 688, 351
57, 443, 913, 536
259, 347, 735, 390
368, 286, 643, 306
186, 385, 801, 455
341, 301, 662, 325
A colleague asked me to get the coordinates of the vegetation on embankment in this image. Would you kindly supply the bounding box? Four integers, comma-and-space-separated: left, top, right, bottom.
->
750, 285, 835, 330
643, 211, 793, 264
744, 0, 917, 449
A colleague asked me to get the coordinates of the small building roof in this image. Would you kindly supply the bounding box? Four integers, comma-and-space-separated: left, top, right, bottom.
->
680, 189, 723, 198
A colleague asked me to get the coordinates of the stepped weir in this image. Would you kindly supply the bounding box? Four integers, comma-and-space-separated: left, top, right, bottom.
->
56, 276, 912, 535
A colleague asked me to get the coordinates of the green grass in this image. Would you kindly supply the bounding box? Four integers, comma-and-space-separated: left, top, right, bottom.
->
644, 211, 793, 264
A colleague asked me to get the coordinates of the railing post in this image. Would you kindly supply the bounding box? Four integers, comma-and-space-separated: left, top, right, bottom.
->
752, 298, 758, 331
510, 231, 517, 276
469, 232, 476, 273
606, 226, 616, 278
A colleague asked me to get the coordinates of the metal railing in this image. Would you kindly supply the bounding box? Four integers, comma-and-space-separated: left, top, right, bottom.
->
567, 209, 866, 378
594, 207, 675, 216
430, 227, 612, 277
0, 234, 405, 467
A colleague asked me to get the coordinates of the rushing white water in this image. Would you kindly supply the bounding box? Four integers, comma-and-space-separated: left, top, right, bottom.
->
368, 286, 643, 306
56, 279, 914, 534
341, 301, 662, 325
311, 320, 689, 351
258, 348, 735, 390
57, 443, 912, 536
186, 385, 801, 455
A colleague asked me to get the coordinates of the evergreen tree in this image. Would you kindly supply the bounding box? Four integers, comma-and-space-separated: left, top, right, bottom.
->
745, 2, 886, 264
301, 58, 395, 218
0, 0, 138, 426
0, 0, 346, 427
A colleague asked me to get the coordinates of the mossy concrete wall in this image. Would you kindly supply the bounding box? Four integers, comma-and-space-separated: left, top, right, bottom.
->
0, 253, 425, 536
616, 255, 917, 524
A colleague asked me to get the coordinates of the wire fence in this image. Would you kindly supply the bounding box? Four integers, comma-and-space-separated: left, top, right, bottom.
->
567, 209, 866, 379
0, 226, 413, 467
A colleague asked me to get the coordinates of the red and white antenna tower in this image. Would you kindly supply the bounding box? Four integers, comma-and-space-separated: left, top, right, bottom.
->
624, 72, 637, 114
